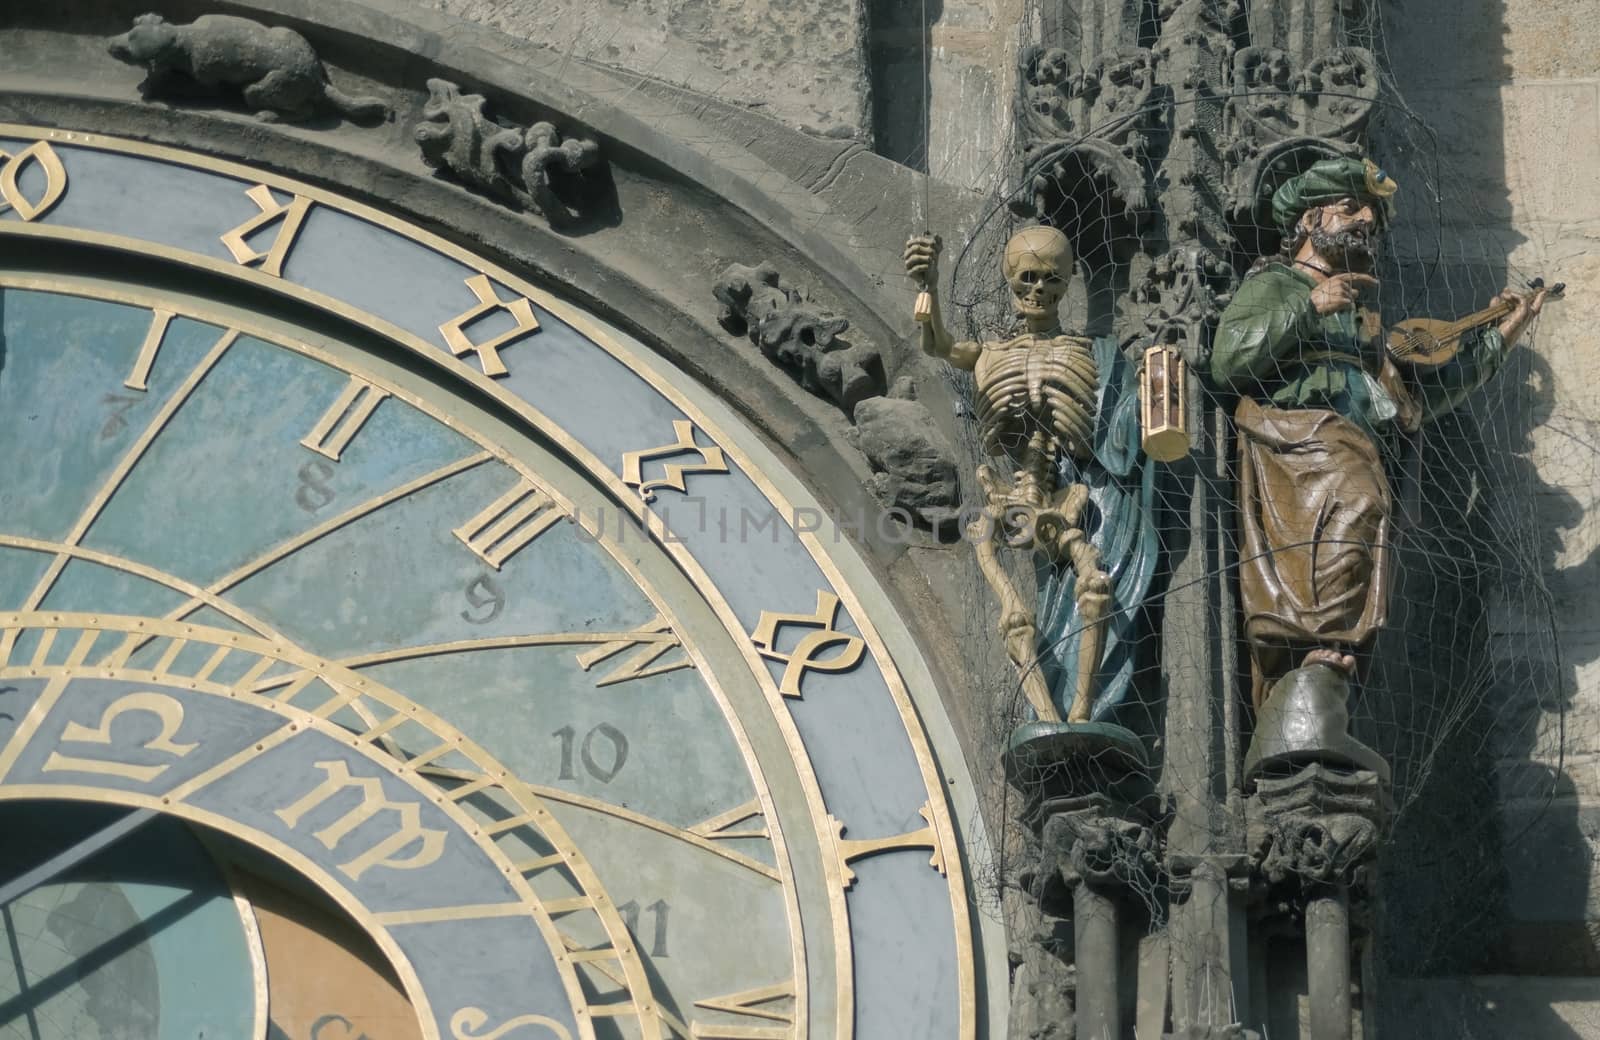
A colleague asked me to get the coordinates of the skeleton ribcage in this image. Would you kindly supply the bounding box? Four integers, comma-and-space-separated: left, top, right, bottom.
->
974, 336, 1099, 462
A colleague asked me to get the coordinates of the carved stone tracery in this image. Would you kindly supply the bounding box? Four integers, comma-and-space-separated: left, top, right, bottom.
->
1013, 43, 1163, 245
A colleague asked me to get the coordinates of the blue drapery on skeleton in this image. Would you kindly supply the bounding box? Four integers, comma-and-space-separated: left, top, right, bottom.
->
1034, 336, 1159, 725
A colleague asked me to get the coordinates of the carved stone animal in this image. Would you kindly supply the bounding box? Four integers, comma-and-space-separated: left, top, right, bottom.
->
519, 122, 601, 217
108, 14, 389, 123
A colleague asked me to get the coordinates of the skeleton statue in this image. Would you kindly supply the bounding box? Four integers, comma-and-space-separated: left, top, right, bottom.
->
905, 228, 1114, 724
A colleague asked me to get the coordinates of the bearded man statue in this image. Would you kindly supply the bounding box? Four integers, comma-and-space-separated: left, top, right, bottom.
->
1210, 157, 1548, 777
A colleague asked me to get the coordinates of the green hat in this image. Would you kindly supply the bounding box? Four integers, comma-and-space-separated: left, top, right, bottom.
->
1271, 157, 1398, 232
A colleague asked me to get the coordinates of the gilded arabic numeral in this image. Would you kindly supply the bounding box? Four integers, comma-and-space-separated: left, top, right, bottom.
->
618, 897, 671, 957
41, 691, 198, 783
552, 723, 628, 783
274, 759, 447, 879
0, 141, 68, 222
621, 419, 729, 502
460, 573, 505, 624
449, 1007, 573, 1040
749, 590, 866, 698
124, 309, 174, 392
301, 375, 390, 461
221, 184, 313, 277
439, 274, 541, 378
690, 981, 795, 1040
573, 612, 689, 687
454, 478, 563, 569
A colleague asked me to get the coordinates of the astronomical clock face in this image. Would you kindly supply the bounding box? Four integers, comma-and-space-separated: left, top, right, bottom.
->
0, 127, 987, 1039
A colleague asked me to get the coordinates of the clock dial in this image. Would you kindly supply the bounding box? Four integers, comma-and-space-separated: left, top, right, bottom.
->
0, 123, 988, 1040
0, 285, 803, 1039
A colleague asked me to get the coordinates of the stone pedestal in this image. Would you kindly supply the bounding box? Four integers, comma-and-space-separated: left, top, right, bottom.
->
1246, 764, 1388, 1040
1006, 723, 1158, 1040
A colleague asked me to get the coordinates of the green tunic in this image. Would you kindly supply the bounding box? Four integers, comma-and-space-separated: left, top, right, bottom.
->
1210, 262, 1510, 436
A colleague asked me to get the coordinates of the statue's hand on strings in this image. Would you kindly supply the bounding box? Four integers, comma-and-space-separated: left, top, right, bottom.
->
1494, 284, 1551, 348
1309, 272, 1379, 315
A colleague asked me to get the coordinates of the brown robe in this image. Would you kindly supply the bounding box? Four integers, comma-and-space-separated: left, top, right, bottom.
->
1233, 398, 1393, 706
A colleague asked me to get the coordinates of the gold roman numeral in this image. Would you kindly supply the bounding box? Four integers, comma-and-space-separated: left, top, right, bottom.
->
221, 184, 313, 277
124, 309, 174, 392
749, 591, 866, 698
828, 801, 947, 890
690, 981, 795, 1039
301, 374, 390, 461
0, 141, 68, 222
573, 612, 690, 687
454, 478, 563, 569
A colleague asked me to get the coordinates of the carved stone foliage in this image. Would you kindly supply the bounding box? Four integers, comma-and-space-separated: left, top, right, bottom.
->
1222, 45, 1381, 224
107, 13, 390, 124
416, 79, 603, 224
1247, 765, 1386, 892
1043, 808, 1160, 891
712, 264, 959, 530
1012, 44, 1163, 239
712, 262, 884, 415
1134, 247, 1237, 367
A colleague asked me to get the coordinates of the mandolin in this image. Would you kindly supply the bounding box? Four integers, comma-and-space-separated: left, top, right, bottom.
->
1387, 278, 1564, 368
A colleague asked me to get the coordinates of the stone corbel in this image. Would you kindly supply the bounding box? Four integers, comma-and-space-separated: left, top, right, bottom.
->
1036, 799, 1160, 1040
1247, 764, 1388, 1040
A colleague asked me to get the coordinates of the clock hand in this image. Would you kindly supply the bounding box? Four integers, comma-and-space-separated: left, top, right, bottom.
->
0, 807, 156, 907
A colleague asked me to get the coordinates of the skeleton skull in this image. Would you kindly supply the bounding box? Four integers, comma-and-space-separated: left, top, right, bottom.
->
1003, 226, 1073, 323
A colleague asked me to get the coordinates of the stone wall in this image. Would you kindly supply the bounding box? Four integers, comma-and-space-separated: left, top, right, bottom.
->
1378, 0, 1600, 1031
427, 0, 873, 139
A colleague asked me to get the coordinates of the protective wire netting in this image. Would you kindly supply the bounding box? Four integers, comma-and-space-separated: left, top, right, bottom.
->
898, 1, 1596, 1004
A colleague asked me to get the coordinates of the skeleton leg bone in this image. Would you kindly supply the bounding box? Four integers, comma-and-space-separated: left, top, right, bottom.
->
1064, 530, 1111, 723
1043, 482, 1111, 724
969, 504, 1062, 724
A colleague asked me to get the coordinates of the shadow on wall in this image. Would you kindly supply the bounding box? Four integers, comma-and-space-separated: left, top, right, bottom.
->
1368, 0, 1598, 1035
866, 0, 944, 173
